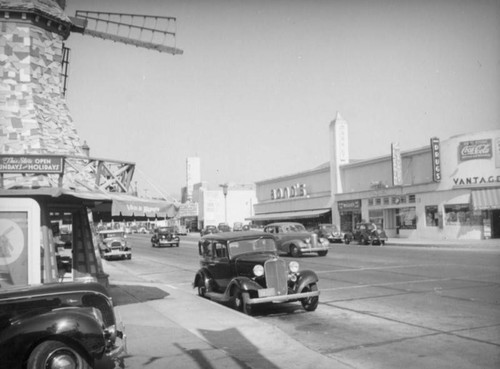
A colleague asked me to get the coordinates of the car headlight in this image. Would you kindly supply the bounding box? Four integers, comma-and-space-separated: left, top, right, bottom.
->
289, 261, 299, 273
253, 265, 264, 277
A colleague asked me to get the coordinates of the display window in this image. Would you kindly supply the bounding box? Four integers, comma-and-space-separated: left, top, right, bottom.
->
396, 207, 417, 229
444, 204, 482, 226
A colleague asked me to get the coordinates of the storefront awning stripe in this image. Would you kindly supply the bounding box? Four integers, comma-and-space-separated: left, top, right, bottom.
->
472, 188, 500, 210
247, 208, 330, 221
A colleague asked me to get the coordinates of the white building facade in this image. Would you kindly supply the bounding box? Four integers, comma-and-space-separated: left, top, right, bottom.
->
249, 114, 500, 241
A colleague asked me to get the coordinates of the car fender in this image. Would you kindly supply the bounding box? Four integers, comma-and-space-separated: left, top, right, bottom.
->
193, 268, 211, 288
1, 308, 106, 366
296, 270, 319, 292
226, 277, 262, 296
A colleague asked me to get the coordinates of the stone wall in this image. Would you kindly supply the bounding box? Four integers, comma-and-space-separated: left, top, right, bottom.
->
0, 20, 84, 155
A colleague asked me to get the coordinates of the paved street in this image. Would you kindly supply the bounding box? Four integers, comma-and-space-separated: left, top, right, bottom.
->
103, 234, 500, 369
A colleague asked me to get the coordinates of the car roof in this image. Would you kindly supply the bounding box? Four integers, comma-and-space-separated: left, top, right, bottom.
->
201, 230, 273, 242
265, 222, 303, 226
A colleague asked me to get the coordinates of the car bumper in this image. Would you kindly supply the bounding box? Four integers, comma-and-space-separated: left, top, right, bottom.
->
106, 330, 127, 358
103, 251, 131, 259
245, 290, 320, 305
158, 240, 179, 246
299, 245, 329, 253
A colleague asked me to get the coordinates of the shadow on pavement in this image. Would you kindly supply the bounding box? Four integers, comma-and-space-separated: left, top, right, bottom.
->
108, 284, 169, 306
198, 327, 281, 369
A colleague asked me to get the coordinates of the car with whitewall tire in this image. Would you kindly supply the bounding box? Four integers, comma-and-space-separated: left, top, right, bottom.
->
193, 231, 320, 315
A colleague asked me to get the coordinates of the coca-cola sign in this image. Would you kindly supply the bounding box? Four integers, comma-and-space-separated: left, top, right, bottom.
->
458, 139, 492, 161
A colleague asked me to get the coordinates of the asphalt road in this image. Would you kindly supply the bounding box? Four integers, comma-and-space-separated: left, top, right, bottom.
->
122, 233, 500, 369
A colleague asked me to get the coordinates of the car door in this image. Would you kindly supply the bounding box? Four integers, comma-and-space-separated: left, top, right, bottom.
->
205, 240, 232, 291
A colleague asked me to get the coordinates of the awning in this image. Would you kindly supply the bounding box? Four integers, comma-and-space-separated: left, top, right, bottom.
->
246, 208, 330, 222
472, 188, 500, 210
0, 188, 179, 218
109, 194, 179, 218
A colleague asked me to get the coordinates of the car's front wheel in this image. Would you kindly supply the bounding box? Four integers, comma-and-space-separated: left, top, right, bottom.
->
301, 283, 319, 312
28, 340, 92, 369
234, 289, 253, 315
317, 250, 328, 257
290, 245, 301, 257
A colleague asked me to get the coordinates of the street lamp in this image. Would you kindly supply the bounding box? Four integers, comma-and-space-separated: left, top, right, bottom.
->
220, 183, 229, 223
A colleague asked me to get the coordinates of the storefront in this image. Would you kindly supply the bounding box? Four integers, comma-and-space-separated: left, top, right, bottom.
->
334, 129, 500, 240
248, 164, 332, 228
250, 112, 499, 241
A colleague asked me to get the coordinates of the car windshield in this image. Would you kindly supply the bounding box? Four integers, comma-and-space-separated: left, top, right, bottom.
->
282, 224, 306, 232
158, 227, 174, 233
99, 231, 125, 240
228, 237, 277, 257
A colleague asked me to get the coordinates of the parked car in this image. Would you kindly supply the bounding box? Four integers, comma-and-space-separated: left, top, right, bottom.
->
217, 223, 231, 232
97, 229, 132, 260
193, 231, 320, 315
313, 223, 347, 243
200, 225, 219, 236
263, 222, 330, 257
345, 222, 388, 245
151, 226, 180, 247
233, 222, 243, 231
0, 282, 126, 369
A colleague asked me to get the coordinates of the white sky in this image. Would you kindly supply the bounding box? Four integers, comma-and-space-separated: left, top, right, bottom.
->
64, 0, 500, 200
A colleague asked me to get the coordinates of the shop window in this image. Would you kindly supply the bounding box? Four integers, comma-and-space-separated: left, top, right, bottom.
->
383, 197, 389, 205
369, 210, 384, 229
400, 196, 407, 204
396, 207, 417, 229
375, 198, 381, 205
409, 195, 416, 203
425, 206, 439, 227
444, 204, 482, 226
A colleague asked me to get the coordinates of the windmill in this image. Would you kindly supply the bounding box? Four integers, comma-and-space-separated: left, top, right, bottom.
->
0, 0, 182, 191
0, 0, 182, 156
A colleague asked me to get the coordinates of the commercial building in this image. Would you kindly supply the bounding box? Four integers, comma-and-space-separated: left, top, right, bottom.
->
249, 113, 500, 241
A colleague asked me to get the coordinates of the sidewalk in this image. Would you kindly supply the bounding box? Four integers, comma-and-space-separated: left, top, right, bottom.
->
100, 260, 352, 369
386, 237, 500, 249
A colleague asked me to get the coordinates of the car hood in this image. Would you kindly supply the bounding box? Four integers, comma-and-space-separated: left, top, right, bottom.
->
233, 252, 277, 276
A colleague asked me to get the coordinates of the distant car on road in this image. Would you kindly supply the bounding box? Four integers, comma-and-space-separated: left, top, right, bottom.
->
345, 222, 388, 245
193, 231, 320, 315
98, 229, 132, 260
233, 222, 243, 231
151, 226, 180, 247
200, 225, 219, 236
263, 222, 330, 257
217, 223, 231, 232
312, 223, 347, 244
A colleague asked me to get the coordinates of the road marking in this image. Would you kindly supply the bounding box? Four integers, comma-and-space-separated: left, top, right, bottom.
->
315, 263, 448, 274
320, 277, 453, 291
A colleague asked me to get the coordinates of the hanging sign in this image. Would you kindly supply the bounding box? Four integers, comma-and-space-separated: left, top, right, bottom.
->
391, 143, 403, 186
430, 137, 441, 182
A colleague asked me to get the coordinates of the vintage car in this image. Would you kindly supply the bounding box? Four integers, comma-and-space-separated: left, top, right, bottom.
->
200, 225, 218, 236
151, 226, 180, 247
0, 282, 126, 369
263, 222, 330, 257
313, 223, 347, 243
97, 229, 132, 260
233, 222, 243, 231
345, 222, 388, 245
193, 231, 320, 315
217, 223, 231, 232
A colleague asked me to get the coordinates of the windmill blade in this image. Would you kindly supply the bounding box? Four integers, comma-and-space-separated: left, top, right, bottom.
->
70, 11, 183, 55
